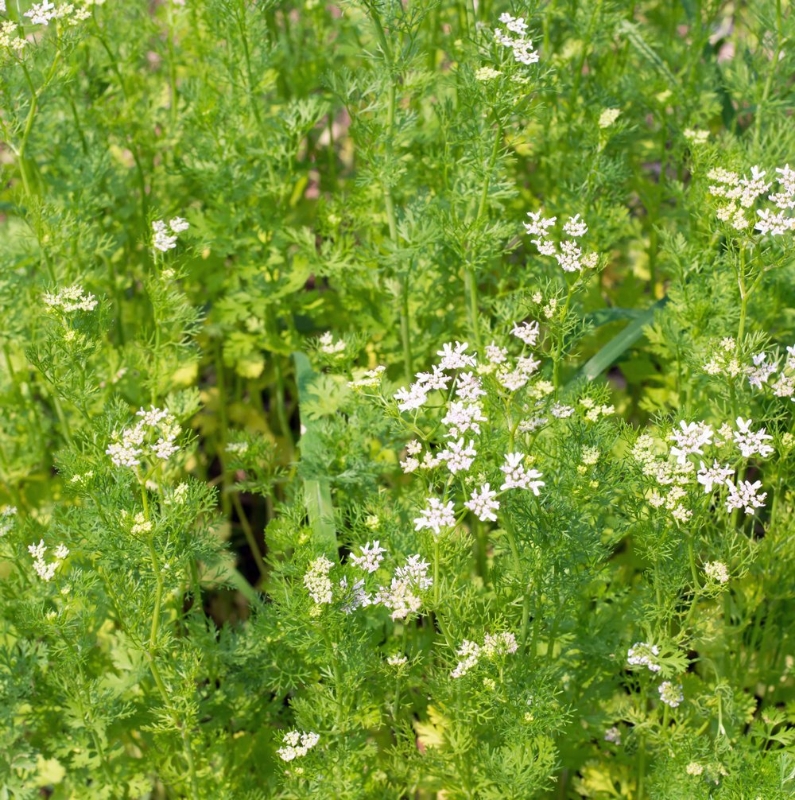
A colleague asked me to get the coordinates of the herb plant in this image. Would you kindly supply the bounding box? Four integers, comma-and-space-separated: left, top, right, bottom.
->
2, 0, 795, 798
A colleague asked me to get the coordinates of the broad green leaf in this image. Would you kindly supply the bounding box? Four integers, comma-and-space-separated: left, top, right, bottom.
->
293, 352, 338, 552
573, 298, 668, 384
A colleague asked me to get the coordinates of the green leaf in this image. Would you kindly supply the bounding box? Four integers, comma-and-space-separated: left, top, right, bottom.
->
293, 352, 338, 552
573, 297, 668, 384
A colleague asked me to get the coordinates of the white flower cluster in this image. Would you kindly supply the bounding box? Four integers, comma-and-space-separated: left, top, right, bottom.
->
413, 497, 456, 535
702, 337, 743, 378
627, 642, 661, 673
43, 285, 98, 313
152, 217, 189, 252
318, 331, 345, 355
733, 416, 774, 458
726, 479, 767, 515
500, 452, 544, 493
277, 730, 319, 762
303, 550, 432, 621
524, 210, 598, 273
450, 631, 518, 678
28, 539, 69, 582
658, 681, 684, 708
708, 165, 795, 235
703, 561, 729, 584
0, 505, 17, 537
742, 345, 795, 397
494, 14, 539, 65
604, 726, 621, 745
24, 1, 90, 26
348, 366, 385, 389
669, 421, 714, 464
376, 554, 433, 620
106, 407, 181, 469
464, 483, 500, 522
349, 540, 386, 573
475, 66, 502, 81
303, 555, 334, 604
635, 416, 773, 521
599, 108, 621, 128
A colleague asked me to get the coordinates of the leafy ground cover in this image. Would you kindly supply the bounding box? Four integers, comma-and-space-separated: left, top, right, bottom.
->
2, 0, 795, 797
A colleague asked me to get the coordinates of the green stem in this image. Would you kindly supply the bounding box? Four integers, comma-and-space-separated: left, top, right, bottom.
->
231, 491, 267, 580
504, 520, 530, 649
753, 0, 783, 148
141, 485, 200, 800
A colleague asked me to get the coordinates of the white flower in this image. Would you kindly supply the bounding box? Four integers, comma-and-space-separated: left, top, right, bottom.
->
303, 556, 335, 604
349, 541, 387, 573
169, 216, 189, 233
387, 653, 408, 666
152, 220, 178, 252
482, 631, 518, 657
517, 415, 547, 433
437, 341, 477, 370
451, 640, 481, 678
512, 321, 540, 346
500, 453, 544, 494
533, 238, 557, 256
599, 108, 621, 128
627, 642, 661, 672
738, 166, 770, 208
395, 383, 428, 412
456, 372, 486, 401
604, 726, 621, 744
658, 681, 684, 708
697, 461, 734, 493
28, 539, 68, 582
686, 762, 704, 776
376, 554, 431, 620
516, 355, 540, 376
442, 401, 487, 436
669, 421, 714, 464
485, 344, 508, 364
704, 561, 729, 584
0, 505, 17, 537
683, 128, 708, 144
415, 365, 451, 392
726, 479, 766, 515
319, 331, 346, 354
746, 352, 778, 389
413, 497, 456, 535
555, 240, 583, 272
339, 576, 372, 613
348, 365, 386, 389
43, 285, 98, 312
24, 1, 57, 25
465, 483, 500, 522
438, 438, 477, 474
733, 417, 774, 458
563, 214, 588, 237
107, 408, 180, 469
523, 210, 557, 238
475, 66, 502, 81
551, 403, 574, 418
581, 447, 600, 466
755, 208, 793, 236
278, 731, 319, 762
498, 368, 530, 392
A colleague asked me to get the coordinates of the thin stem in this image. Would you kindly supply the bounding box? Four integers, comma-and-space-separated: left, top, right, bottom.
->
504, 519, 530, 649
232, 492, 267, 580
753, 0, 784, 148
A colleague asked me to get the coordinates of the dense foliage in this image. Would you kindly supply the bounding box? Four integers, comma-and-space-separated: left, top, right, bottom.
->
2, 0, 795, 797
